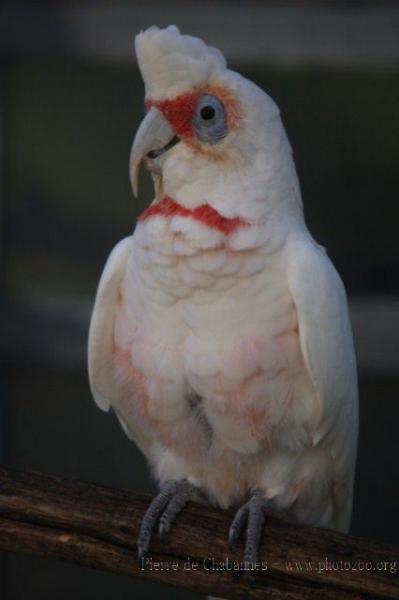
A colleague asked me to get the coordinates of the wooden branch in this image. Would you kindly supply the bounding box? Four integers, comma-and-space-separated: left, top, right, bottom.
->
0, 466, 398, 600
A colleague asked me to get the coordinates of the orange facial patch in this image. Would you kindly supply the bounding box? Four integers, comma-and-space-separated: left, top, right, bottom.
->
205, 83, 243, 130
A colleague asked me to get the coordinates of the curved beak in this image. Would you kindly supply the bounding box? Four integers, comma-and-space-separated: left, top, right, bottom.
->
129, 107, 179, 197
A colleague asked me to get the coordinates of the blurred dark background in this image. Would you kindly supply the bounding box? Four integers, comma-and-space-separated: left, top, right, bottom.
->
0, 1, 399, 599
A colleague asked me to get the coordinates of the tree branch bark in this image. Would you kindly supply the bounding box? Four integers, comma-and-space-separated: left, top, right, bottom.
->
0, 466, 397, 599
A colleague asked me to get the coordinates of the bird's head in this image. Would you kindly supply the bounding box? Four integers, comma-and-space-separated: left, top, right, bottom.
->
130, 26, 301, 219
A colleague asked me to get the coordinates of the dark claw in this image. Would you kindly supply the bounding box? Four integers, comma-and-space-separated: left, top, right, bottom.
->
243, 568, 256, 586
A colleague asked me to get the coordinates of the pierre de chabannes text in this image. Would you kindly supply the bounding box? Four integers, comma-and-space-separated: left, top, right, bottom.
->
140, 556, 398, 574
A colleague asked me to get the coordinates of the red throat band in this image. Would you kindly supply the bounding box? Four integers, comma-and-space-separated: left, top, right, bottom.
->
138, 196, 248, 235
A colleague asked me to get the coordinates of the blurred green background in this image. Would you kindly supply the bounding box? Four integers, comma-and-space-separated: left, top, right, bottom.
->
1, 1, 399, 599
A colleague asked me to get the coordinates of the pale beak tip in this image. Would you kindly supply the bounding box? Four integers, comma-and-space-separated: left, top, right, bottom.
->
129, 159, 140, 198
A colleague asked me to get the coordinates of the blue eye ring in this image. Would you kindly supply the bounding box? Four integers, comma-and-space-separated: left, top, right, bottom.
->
194, 94, 228, 144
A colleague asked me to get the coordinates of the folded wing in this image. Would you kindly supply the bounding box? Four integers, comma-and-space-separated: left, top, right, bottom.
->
88, 237, 153, 455
288, 240, 358, 531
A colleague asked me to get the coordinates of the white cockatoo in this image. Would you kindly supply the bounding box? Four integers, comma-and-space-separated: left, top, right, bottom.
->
88, 25, 358, 566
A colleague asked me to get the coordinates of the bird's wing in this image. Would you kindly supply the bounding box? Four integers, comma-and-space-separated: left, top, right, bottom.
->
88, 237, 153, 455
287, 238, 358, 530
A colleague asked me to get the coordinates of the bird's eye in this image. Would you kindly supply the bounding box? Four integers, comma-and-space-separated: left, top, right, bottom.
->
200, 105, 216, 120
194, 94, 228, 144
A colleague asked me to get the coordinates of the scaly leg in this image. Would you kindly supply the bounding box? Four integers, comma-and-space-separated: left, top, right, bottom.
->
229, 491, 274, 581
137, 478, 207, 559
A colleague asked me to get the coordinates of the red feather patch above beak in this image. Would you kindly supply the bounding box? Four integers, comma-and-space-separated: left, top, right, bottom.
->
146, 92, 199, 138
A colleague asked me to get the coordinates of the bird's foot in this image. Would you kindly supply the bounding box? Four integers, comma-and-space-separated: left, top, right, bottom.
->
137, 479, 206, 559
228, 491, 275, 583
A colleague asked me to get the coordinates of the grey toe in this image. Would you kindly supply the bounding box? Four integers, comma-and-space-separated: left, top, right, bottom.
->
244, 496, 266, 565
137, 481, 176, 558
228, 491, 272, 574
137, 479, 205, 558
228, 501, 250, 547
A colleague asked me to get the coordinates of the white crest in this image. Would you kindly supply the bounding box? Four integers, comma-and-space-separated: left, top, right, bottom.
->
135, 25, 227, 100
